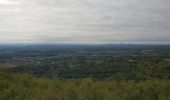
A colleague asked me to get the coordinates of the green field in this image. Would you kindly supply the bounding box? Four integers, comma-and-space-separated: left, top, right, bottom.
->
0, 45, 170, 100
0, 63, 18, 69
0, 72, 170, 100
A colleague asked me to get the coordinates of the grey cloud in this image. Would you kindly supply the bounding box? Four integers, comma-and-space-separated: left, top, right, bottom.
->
0, 0, 170, 44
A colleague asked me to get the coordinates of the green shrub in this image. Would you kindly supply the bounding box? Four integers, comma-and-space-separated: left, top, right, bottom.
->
0, 72, 170, 100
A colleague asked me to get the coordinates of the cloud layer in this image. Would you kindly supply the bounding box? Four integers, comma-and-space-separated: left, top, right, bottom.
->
0, 0, 170, 44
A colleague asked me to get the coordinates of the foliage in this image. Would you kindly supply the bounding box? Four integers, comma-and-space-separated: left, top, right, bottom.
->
0, 72, 170, 100
1, 45, 169, 80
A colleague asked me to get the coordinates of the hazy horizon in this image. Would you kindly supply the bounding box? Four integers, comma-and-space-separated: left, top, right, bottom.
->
0, 0, 170, 44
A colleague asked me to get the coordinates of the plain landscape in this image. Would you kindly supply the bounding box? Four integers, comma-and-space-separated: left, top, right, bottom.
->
0, 44, 170, 100
0, 0, 170, 99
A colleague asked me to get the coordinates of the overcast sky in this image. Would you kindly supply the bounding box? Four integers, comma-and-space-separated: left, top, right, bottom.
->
0, 0, 170, 44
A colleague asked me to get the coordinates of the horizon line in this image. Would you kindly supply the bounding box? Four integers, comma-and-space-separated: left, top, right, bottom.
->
0, 43, 170, 46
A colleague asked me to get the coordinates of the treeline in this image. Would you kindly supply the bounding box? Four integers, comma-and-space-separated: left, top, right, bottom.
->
1, 45, 170, 80
7, 59, 170, 80
0, 72, 170, 100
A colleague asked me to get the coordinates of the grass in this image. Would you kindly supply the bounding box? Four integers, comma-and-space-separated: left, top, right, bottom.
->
0, 63, 18, 69
0, 72, 170, 100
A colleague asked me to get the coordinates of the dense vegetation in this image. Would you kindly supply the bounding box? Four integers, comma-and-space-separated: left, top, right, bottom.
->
0, 45, 170, 99
0, 45, 170, 80
0, 72, 170, 100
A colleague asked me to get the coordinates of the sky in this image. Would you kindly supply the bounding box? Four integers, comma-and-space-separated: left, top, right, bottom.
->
0, 0, 170, 44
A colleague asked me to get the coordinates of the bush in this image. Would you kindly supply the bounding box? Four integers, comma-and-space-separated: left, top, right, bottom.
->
0, 72, 170, 100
